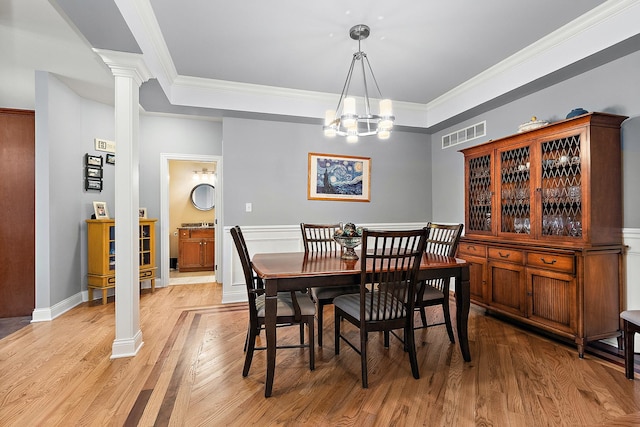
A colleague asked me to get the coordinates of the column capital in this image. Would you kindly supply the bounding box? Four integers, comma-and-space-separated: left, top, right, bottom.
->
93, 49, 152, 86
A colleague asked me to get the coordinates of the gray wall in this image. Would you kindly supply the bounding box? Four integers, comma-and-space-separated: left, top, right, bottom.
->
222, 117, 432, 226
139, 114, 222, 217
430, 49, 640, 228
35, 72, 223, 307
35, 72, 116, 307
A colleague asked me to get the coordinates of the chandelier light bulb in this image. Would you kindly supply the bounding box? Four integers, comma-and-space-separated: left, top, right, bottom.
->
379, 99, 393, 116
324, 110, 337, 137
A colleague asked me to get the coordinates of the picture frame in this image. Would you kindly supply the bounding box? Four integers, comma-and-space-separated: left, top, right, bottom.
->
93, 201, 109, 219
85, 178, 103, 192
86, 166, 103, 178
85, 153, 103, 167
139, 207, 147, 218
308, 152, 370, 202
106, 153, 115, 165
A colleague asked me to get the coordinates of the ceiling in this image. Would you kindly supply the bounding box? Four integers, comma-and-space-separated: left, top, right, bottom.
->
3, 0, 640, 131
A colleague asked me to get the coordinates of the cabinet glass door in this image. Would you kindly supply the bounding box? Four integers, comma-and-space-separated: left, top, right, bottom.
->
467, 154, 492, 233
108, 225, 115, 271
140, 224, 152, 266
540, 134, 582, 238
499, 146, 531, 235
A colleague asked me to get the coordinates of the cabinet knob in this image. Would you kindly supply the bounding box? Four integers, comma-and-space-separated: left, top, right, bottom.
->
540, 257, 557, 265
498, 252, 510, 258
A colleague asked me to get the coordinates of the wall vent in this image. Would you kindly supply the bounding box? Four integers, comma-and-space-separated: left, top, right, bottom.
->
442, 121, 486, 149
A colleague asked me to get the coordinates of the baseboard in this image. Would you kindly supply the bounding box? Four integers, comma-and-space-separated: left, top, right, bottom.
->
32, 291, 84, 322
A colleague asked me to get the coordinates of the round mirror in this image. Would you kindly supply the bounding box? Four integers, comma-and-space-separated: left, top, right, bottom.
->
190, 183, 215, 211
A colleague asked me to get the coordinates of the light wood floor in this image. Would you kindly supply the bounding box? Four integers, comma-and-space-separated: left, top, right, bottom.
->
2, 283, 640, 426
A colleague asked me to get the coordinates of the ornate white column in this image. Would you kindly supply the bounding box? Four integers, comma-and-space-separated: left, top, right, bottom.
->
94, 49, 152, 358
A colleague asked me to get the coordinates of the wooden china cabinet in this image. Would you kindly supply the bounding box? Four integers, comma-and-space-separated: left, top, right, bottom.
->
459, 112, 627, 357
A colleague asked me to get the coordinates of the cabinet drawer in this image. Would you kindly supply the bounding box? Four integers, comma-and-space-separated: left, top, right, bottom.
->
140, 269, 154, 279
190, 228, 214, 239
458, 242, 487, 258
526, 252, 574, 274
488, 247, 523, 264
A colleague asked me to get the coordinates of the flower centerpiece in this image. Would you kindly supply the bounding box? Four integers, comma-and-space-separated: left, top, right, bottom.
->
333, 223, 363, 260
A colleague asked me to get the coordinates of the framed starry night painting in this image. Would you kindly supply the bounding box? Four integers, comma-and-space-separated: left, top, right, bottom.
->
307, 152, 370, 202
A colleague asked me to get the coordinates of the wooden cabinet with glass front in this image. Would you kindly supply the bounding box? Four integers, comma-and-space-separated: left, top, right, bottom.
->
459, 112, 627, 357
86, 218, 157, 304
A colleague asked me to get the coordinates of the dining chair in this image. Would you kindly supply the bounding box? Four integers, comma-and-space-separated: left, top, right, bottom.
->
300, 223, 361, 347
621, 310, 640, 379
231, 226, 316, 376
413, 222, 464, 343
333, 228, 428, 388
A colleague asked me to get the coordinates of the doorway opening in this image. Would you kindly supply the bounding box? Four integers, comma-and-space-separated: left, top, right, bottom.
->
160, 154, 222, 287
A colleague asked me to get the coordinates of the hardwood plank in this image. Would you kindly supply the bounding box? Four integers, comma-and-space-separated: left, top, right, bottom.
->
1, 283, 640, 426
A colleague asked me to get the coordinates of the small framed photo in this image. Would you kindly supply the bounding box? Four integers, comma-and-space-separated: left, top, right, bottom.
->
85, 178, 103, 192
85, 153, 103, 167
106, 154, 115, 165
93, 201, 109, 219
86, 166, 103, 179
139, 208, 148, 218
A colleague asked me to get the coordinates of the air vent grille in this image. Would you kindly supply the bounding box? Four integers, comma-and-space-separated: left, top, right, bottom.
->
442, 121, 486, 149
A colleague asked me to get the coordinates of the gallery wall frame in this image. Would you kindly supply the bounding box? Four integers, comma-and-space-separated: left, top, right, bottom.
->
85, 178, 103, 192
85, 153, 104, 192
307, 152, 370, 202
85, 153, 103, 167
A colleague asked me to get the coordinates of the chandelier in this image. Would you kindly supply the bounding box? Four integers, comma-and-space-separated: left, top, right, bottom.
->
323, 24, 395, 143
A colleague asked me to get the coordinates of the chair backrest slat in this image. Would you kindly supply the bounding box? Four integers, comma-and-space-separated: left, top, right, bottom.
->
361, 228, 428, 322
300, 223, 341, 254
425, 222, 464, 257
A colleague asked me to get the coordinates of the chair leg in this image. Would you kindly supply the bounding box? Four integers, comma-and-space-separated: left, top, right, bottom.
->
419, 307, 428, 328
243, 323, 252, 352
317, 302, 324, 347
299, 323, 305, 345
335, 310, 341, 355
308, 318, 315, 371
442, 300, 455, 343
624, 320, 635, 380
384, 331, 390, 348
360, 329, 368, 388
406, 324, 420, 380
243, 327, 258, 377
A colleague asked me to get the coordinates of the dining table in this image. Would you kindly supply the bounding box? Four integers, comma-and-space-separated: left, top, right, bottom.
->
251, 250, 471, 397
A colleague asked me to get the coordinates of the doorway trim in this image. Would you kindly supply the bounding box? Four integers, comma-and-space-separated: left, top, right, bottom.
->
160, 153, 223, 287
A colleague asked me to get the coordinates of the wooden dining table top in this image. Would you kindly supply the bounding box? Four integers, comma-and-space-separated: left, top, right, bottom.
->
252, 250, 468, 280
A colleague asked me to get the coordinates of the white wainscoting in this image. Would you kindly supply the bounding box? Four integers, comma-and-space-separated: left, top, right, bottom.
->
221, 223, 426, 304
